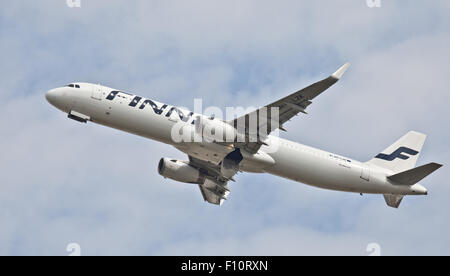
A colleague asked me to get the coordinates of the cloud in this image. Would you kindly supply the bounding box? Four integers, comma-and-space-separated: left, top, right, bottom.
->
0, 0, 449, 255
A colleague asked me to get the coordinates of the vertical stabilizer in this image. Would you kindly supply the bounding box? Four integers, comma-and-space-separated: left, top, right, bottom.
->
367, 131, 426, 173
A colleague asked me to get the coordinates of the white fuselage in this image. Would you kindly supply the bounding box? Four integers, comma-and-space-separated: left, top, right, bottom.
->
45, 83, 427, 196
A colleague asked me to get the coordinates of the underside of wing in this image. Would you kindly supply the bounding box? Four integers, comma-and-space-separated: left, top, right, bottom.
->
229, 63, 350, 153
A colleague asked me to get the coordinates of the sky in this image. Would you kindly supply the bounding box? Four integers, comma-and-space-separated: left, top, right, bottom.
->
0, 0, 449, 256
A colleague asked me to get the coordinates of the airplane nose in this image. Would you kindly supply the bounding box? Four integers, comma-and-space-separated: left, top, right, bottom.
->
45, 88, 59, 106
45, 87, 71, 112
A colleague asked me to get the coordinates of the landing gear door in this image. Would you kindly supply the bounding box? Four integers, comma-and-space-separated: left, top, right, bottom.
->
92, 84, 103, 100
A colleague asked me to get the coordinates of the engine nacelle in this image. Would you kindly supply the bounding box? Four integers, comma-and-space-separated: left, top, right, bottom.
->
158, 158, 205, 184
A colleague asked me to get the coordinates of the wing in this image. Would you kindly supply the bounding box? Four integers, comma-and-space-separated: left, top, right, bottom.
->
230, 63, 350, 153
188, 155, 237, 205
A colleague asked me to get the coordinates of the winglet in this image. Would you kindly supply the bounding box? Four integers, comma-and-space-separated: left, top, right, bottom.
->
331, 63, 350, 80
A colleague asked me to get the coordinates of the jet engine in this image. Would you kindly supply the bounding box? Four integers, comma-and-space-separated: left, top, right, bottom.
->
158, 158, 205, 184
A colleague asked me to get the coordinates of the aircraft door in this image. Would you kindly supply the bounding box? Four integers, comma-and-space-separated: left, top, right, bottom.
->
92, 84, 103, 100
360, 164, 370, 181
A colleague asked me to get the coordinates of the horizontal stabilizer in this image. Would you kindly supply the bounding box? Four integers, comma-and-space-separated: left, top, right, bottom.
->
384, 194, 404, 208
388, 162, 443, 186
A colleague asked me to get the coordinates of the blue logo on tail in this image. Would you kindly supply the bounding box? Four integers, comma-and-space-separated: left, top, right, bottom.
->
375, 147, 418, 161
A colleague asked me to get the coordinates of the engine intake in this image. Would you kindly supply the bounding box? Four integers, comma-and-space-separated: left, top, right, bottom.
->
158, 158, 205, 184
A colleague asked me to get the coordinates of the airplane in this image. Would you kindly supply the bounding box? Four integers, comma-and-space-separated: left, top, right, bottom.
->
45, 63, 442, 208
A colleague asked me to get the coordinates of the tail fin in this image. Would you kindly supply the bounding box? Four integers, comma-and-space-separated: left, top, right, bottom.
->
367, 131, 426, 173
383, 163, 442, 208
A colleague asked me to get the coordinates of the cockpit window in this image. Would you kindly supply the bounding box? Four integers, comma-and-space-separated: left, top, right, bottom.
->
65, 84, 81, 88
